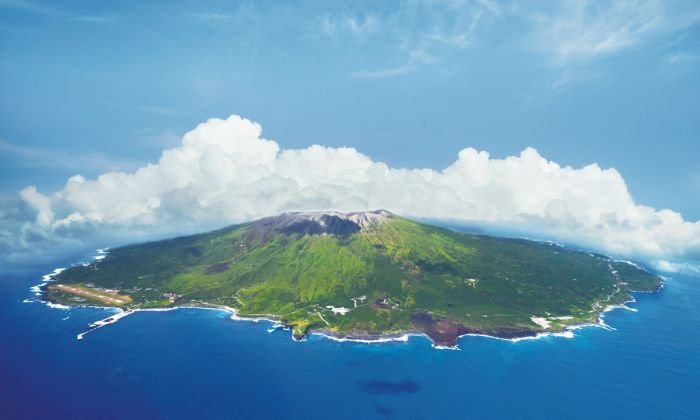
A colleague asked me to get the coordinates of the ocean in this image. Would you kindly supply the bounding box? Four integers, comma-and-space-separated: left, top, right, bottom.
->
1, 256, 698, 419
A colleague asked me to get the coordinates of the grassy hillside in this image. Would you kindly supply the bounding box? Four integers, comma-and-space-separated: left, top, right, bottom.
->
49, 211, 661, 345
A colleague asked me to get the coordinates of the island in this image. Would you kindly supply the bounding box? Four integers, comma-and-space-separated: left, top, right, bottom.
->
44, 210, 662, 347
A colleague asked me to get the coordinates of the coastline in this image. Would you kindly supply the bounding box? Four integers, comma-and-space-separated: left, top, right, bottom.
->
39, 296, 653, 349
66, 299, 640, 349
31, 250, 665, 349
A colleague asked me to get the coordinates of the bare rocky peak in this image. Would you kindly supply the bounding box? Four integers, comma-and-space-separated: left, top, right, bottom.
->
343, 209, 394, 230
248, 210, 393, 241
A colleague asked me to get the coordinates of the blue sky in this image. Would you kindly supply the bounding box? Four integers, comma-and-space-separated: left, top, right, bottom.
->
1, 1, 700, 268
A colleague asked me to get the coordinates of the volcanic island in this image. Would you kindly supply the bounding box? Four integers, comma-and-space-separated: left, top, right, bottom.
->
44, 210, 662, 347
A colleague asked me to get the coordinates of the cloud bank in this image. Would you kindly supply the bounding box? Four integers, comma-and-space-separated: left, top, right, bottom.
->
5, 115, 700, 271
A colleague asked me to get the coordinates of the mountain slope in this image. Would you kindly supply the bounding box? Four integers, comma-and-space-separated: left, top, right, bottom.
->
48, 210, 661, 346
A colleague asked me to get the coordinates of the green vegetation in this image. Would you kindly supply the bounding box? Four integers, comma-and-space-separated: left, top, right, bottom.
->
50, 211, 662, 343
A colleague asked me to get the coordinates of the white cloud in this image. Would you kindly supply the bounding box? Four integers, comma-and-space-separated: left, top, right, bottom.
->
0, 139, 134, 172
425, 31, 472, 49
654, 260, 700, 275
350, 65, 414, 78
667, 51, 699, 65
72, 15, 118, 24
137, 106, 183, 116
6, 115, 700, 270
321, 14, 379, 38
324, 0, 500, 78
19, 186, 53, 225
192, 12, 234, 22
536, 0, 700, 60
350, 47, 434, 78
0, 1, 117, 22
0, 0, 48, 13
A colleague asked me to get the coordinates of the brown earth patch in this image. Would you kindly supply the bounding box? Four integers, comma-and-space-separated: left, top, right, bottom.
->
410, 312, 536, 347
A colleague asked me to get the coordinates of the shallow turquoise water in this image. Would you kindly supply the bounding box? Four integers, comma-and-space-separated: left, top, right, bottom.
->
1, 259, 698, 419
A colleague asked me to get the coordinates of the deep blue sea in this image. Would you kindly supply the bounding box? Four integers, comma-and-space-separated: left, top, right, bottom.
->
1, 256, 699, 419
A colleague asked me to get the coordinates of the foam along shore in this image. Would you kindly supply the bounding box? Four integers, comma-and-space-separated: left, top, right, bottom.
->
301, 299, 625, 348
67, 296, 643, 347
30, 267, 67, 296
74, 304, 278, 341
425, 294, 648, 348
70, 302, 411, 344
314, 331, 414, 344
94, 248, 109, 260
42, 267, 67, 281
67, 296, 642, 350
30, 249, 109, 299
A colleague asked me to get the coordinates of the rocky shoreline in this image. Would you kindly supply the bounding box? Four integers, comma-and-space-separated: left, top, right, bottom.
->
308, 313, 543, 347
409, 313, 540, 347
